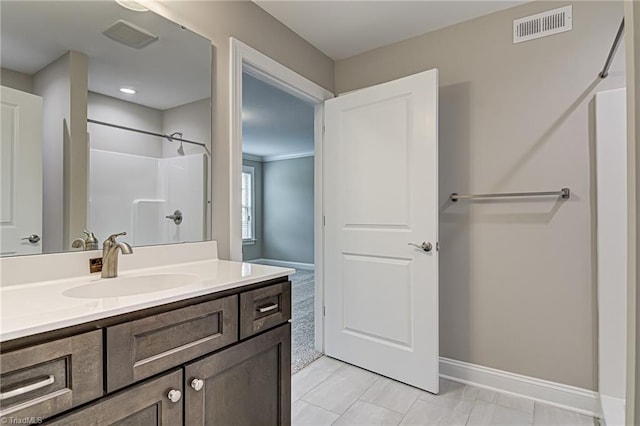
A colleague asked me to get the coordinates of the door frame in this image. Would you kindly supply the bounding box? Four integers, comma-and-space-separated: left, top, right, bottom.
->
229, 38, 333, 352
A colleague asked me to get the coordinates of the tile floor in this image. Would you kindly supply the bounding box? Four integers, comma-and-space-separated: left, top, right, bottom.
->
292, 356, 598, 426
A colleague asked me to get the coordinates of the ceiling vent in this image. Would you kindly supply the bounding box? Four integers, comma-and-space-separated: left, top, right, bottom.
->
513, 6, 572, 44
103, 20, 158, 49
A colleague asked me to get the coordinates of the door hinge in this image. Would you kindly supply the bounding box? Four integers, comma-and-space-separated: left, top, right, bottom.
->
323, 306, 326, 316
323, 216, 326, 227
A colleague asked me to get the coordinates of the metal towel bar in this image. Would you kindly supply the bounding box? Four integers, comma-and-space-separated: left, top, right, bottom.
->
600, 18, 624, 79
450, 188, 570, 202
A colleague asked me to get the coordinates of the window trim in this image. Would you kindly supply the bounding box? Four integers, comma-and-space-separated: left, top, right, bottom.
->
241, 165, 256, 244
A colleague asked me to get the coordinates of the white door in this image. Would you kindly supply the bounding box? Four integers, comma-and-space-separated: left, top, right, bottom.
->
324, 69, 439, 392
1, 86, 43, 256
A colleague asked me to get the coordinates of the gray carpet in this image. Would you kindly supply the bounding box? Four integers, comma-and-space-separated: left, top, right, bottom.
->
291, 269, 323, 373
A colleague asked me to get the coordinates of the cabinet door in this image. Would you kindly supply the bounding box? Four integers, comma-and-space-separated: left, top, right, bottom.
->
47, 370, 183, 426
185, 323, 291, 426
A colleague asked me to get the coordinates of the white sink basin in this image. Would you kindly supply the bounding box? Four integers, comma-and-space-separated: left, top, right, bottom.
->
63, 273, 199, 299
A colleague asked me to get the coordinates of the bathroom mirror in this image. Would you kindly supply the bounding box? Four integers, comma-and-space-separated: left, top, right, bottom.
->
0, 0, 212, 257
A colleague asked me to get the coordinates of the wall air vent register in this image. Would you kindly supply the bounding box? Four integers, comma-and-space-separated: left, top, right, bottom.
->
103, 19, 159, 49
513, 6, 573, 44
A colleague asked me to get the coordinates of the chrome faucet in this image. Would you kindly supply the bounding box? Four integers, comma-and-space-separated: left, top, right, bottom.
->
72, 230, 99, 251
102, 232, 133, 278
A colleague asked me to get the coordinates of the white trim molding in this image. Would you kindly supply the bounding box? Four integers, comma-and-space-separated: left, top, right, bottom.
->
263, 151, 314, 162
229, 38, 333, 262
439, 357, 600, 417
600, 395, 625, 426
246, 258, 314, 271
242, 153, 263, 162
229, 37, 333, 354
242, 151, 315, 163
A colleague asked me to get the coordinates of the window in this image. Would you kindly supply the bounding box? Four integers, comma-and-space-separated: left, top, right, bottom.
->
242, 166, 255, 242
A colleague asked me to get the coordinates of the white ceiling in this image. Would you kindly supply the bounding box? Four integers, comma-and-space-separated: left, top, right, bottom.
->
254, 1, 527, 60
1, 1, 210, 110
242, 72, 315, 159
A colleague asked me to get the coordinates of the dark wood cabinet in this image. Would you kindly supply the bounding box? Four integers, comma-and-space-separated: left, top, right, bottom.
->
1, 277, 291, 425
47, 370, 183, 426
0, 330, 103, 423
106, 295, 238, 392
240, 281, 291, 339
185, 323, 291, 425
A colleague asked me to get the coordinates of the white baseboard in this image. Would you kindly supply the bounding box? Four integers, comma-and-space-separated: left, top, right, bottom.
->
439, 357, 600, 417
246, 258, 315, 271
600, 395, 625, 426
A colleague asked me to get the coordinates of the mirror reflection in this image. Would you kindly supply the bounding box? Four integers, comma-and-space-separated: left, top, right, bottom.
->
1, 0, 212, 257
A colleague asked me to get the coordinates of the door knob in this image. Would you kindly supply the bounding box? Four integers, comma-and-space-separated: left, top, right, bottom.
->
408, 241, 432, 252
191, 378, 204, 391
167, 389, 182, 403
21, 234, 40, 244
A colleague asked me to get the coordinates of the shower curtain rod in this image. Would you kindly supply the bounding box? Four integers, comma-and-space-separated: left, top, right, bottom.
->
87, 118, 207, 148
600, 17, 625, 79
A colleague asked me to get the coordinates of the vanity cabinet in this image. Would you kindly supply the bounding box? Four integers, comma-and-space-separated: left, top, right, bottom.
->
240, 281, 291, 339
47, 370, 183, 426
106, 295, 238, 392
185, 323, 291, 425
0, 330, 103, 423
0, 277, 291, 425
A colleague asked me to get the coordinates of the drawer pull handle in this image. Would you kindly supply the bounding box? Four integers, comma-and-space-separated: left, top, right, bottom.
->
258, 303, 279, 313
167, 389, 182, 403
191, 378, 204, 391
0, 375, 54, 400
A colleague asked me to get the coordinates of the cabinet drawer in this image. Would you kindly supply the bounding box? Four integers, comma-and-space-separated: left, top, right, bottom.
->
106, 295, 238, 392
240, 281, 291, 339
0, 330, 103, 423
47, 370, 183, 426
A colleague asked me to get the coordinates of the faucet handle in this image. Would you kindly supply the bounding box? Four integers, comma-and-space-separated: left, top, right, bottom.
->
105, 232, 127, 243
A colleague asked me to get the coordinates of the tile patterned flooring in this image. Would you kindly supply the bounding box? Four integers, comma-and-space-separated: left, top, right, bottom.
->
292, 356, 598, 426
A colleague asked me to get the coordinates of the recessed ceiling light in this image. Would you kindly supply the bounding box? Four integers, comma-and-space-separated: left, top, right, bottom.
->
120, 87, 137, 94
115, 0, 149, 12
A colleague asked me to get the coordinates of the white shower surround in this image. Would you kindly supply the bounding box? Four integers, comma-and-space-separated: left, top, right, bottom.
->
89, 149, 206, 246
595, 88, 627, 426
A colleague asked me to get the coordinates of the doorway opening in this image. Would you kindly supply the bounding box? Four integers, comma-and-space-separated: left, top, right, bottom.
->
229, 38, 333, 374
241, 70, 319, 372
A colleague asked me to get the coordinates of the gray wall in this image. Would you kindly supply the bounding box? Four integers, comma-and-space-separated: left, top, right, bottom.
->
33, 51, 88, 253
263, 156, 314, 264
148, 1, 334, 260
242, 159, 264, 261
88, 92, 163, 157
1, 67, 34, 93
335, 1, 625, 390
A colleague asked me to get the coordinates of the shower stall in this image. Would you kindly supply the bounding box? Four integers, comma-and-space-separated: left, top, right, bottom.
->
87, 118, 207, 247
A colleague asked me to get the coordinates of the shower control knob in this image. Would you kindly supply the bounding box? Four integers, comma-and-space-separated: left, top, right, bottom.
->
191, 378, 204, 391
167, 389, 182, 403
165, 210, 183, 225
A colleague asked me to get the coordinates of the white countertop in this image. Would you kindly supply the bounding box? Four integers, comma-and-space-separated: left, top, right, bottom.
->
0, 259, 293, 342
